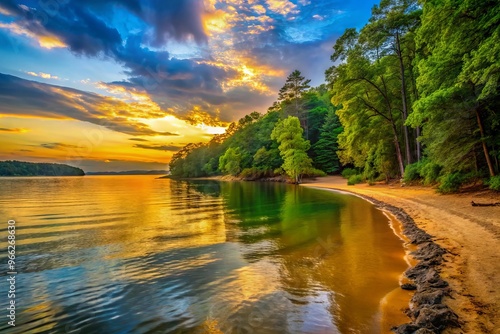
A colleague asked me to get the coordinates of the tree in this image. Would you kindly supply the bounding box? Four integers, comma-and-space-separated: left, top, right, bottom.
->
271, 116, 313, 183
360, 0, 422, 164
313, 110, 343, 173
219, 148, 242, 176
329, 31, 406, 177
407, 0, 500, 176
278, 70, 311, 138
0, 161, 84, 176
253, 147, 282, 170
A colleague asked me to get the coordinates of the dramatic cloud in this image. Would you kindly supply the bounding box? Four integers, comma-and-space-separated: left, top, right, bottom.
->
0, 73, 176, 136
0, 0, 378, 171
0, 0, 370, 123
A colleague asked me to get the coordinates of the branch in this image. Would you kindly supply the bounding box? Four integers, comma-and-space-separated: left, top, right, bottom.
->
357, 96, 391, 122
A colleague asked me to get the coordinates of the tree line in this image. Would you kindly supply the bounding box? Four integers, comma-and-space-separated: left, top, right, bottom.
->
170, 0, 500, 192
0, 161, 85, 176
169, 73, 341, 183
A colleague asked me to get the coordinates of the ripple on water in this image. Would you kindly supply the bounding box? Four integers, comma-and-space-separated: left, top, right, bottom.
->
0, 176, 409, 333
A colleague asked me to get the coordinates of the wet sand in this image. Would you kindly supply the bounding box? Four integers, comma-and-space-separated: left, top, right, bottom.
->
301, 176, 500, 333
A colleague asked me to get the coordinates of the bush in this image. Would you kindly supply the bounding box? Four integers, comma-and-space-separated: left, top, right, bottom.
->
273, 167, 284, 176
341, 168, 358, 179
403, 162, 421, 182
403, 159, 442, 185
240, 167, 274, 179
438, 172, 465, 193
303, 167, 326, 177
487, 175, 500, 191
347, 174, 364, 185
419, 160, 442, 185
240, 168, 259, 179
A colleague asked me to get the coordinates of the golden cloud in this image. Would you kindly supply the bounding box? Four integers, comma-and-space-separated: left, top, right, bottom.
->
252, 4, 267, 14
265, 0, 299, 16
26, 71, 60, 80
0, 22, 66, 49
184, 107, 228, 128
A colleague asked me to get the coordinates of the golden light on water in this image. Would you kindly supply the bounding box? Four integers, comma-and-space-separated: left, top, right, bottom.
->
0, 176, 411, 333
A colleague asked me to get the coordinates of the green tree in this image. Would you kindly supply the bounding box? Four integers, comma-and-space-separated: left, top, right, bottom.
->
408, 0, 500, 176
278, 70, 312, 138
330, 31, 406, 176
253, 147, 282, 170
219, 148, 242, 176
360, 0, 422, 164
271, 116, 313, 183
312, 110, 343, 173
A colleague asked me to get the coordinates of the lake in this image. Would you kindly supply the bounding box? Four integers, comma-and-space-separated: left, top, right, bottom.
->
0, 176, 409, 333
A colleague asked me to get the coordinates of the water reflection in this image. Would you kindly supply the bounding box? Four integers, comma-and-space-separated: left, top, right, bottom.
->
0, 176, 408, 334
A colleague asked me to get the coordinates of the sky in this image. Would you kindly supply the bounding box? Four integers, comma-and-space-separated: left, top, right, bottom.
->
0, 0, 377, 172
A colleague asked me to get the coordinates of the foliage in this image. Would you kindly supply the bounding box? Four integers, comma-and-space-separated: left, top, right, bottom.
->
403, 162, 421, 182
312, 109, 342, 173
271, 116, 313, 183
302, 167, 327, 178
419, 160, 442, 185
240, 167, 274, 180
404, 159, 443, 185
407, 0, 500, 177
347, 174, 364, 185
487, 176, 500, 191
218, 148, 242, 176
0, 160, 84, 176
278, 70, 311, 118
169, 69, 343, 180
438, 173, 465, 194
169, 0, 500, 188
341, 168, 358, 179
253, 147, 282, 171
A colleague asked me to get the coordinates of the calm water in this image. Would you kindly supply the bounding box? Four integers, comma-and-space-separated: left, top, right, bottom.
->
0, 176, 408, 334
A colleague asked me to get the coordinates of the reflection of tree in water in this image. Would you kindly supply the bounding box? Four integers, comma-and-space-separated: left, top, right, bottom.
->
177, 180, 407, 333
183, 180, 222, 198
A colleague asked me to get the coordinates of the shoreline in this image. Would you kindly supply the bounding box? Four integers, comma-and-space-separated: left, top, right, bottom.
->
173, 174, 499, 332
306, 185, 457, 333
301, 176, 500, 333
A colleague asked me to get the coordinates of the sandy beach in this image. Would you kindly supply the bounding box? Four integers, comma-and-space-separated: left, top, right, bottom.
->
301, 176, 500, 333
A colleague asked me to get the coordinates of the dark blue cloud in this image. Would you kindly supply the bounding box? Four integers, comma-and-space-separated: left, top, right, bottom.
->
0, 0, 379, 123
0, 1, 237, 118
80, 0, 208, 44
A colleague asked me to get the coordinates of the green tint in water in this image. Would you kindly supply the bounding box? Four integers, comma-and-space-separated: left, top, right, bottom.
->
0, 176, 408, 334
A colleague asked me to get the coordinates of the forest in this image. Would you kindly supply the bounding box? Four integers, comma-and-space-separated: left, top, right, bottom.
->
169, 0, 500, 193
0, 161, 85, 176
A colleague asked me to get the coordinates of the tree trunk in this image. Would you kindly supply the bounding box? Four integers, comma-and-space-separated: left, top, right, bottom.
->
416, 127, 421, 161
396, 32, 412, 165
392, 123, 405, 177
475, 108, 495, 176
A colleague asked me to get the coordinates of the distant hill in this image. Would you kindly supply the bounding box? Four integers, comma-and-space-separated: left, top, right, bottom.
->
0, 160, 85, 176
86, 170, 169, 175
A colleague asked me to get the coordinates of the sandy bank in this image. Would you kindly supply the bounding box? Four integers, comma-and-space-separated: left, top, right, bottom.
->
301, 176, 500, 333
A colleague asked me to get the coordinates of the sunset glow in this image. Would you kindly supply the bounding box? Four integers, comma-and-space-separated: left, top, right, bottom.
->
0, 0, 376, 172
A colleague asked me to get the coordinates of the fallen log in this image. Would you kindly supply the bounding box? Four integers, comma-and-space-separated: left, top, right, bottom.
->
471, 201, 500, 207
